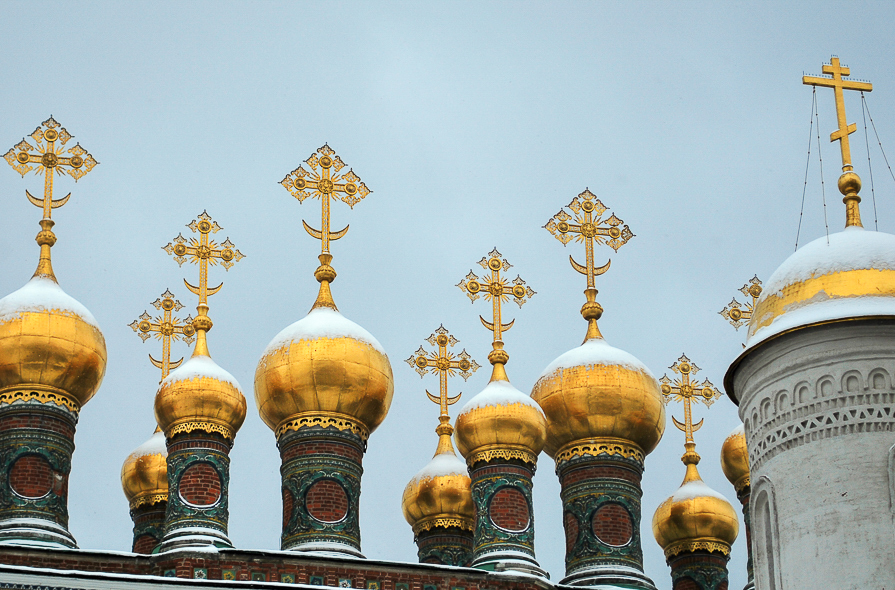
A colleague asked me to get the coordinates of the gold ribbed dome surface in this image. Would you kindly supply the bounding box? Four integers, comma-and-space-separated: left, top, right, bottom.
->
0, 276, 106, 409
254, 307, 394, 437
454, 378, 547, 462
531, 336, 665, 458
652, 462, 739, 558
745, 227, 895, 348
402, 430, 473, 534
155, 353, 246, 440
720, 424, 750, 493
121, 429, 168, 510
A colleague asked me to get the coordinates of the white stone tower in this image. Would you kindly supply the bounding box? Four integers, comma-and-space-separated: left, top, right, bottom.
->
725, 58, 895, 589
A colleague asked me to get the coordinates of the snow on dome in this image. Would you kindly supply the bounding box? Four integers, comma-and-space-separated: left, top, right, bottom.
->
409, 449, 468, 485
671, 478, 732, 504
126, 430, 167, 461
161, 354, 242, 391
746, 227, 895, 348
459, 379, 545, 416
261, 307, 385, 357
725, 423, 745, 441
537, 336, 655, 381
0, 276, 99, 328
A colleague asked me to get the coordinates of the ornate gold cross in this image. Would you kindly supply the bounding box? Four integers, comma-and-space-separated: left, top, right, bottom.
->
4, 116, 98, 220
544, 188, 634, 341
803, 57, 873, 227
406, 325, 480, 419
457, 248, 535, 344
659, 354, 721, 446
803, 57, 872, 172
719, 276, 763, 331
129, 289, 197, 379
163, 211, 244, 307
280, 144, 371, 310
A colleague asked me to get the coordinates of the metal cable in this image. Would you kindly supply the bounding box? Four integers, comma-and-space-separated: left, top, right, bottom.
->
796, 88, 816, 250
861, 92, 879, 229
815, 88, 830, 243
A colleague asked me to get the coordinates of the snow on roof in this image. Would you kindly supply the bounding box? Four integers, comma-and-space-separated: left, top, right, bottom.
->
671, 478, 731, 503
536, 336, 654, 382
261, 307, 385, 357
409, 449, 468, 484
746, 227, 895, 348
161, 354, 242, 391
725, 423, 744, 442
126, 430, 167, 461
0, 276, 99, 328
458, 378, 545, 416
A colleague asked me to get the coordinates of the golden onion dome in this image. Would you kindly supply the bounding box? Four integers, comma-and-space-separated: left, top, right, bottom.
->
254, 306, 394, 439
720, 424, 750, 493
155, 349, 246, 441
745, 227, 895, 348
402, 423, 473, 535
0, 276, 106, 410
121, 429, 168, 510
454, 373, 547, 464
652, 459, 739, 559
531, 336, 665, 459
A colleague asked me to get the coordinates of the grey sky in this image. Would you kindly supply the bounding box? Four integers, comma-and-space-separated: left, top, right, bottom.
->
3, 3, 895, 588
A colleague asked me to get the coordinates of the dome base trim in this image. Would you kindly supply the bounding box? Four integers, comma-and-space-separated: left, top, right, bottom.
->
555, 438, 645, 465
0, 516, 77, 549
559, 564, 658, 589
129, 493, 168, 511
167, 420, 235, 441
0, 385, 80, 415
734, 475, 751, 495
276, 412, 370, 443
663, 538, 731, 559
466, 446, 537, 469
412, 515, 474, 535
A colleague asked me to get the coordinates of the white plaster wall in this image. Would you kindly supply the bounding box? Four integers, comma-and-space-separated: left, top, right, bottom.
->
732, 321, 895, 590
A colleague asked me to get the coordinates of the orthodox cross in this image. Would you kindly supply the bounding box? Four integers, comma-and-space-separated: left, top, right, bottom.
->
4, 116, 98, 219
280, 144, 370, 256
719, 275, 763, 331
129, 290, 197, 379
544, 188, 634, 340
544, 188, 634, 289
406, 325, 480, 420
659, 354, 721, 447
457, 248, 535, 346
803, 57, 872, 173
163, 211, 244, 307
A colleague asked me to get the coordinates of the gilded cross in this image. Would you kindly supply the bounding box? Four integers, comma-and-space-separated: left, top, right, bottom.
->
280, 144, 370, 256
803, 57, 872, 172
544, 188, 634, 289
457, 248, 535, 345
163, 211, 244, 306
659, 354, 721, 445
719, 276, 763, 331
129, 290, 197, 379
406, 325, 480, 420
4, 116, 98, 219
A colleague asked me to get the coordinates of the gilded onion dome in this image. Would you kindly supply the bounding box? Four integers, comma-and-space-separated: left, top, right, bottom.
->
254, 306, 394, 441
155, 337, 246, 441
745, 227, 895, 348
720, 424, 750, 494
402, 420, 474, 535
652, 450, 739, 559
121, 429, 168, 510
0, 274, 106, 412
531, 336, 665, 461
454, 361, 547, 465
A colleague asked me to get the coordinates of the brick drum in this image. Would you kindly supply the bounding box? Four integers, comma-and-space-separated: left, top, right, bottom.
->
305, 479, 348, 523
563, 511, 579, 554
178, 463, 222, 506
591, 502, 633, 546
282, 487, 294, 528
488, 487, 530, 532
133, 534, 158, 555
9, 454, 54, 498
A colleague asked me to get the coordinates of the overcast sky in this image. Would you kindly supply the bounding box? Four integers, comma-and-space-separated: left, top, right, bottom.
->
3, 3, 895, 588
